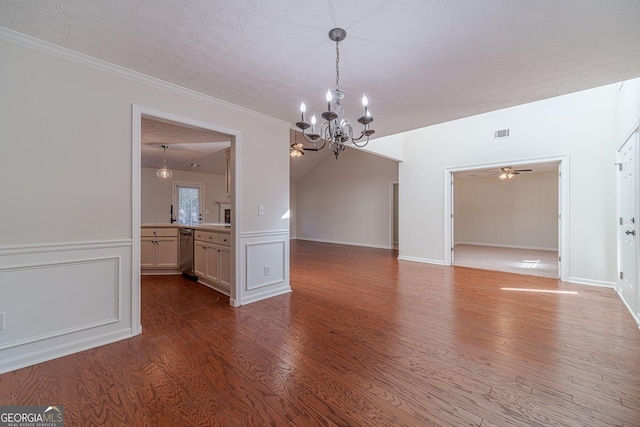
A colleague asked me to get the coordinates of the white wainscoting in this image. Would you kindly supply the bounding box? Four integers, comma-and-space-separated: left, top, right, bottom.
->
0, 240, 135, 374
239, 230, 290, 305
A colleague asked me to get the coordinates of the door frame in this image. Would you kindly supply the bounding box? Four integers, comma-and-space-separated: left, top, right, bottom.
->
443, 155, 569, 282
132, 105, 241, 333
616, 120, 640, 326
389, 181, 399, 249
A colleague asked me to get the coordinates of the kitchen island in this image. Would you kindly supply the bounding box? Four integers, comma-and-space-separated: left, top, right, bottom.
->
141, 223, 231, 296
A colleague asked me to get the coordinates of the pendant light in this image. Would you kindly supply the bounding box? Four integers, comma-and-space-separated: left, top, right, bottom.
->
157, 145, 172, 178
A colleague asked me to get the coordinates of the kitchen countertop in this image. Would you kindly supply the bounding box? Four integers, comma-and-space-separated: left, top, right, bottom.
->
142, 223, 231, 232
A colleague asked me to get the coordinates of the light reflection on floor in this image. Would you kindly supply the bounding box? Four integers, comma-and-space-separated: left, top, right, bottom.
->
500, 287, 578, 294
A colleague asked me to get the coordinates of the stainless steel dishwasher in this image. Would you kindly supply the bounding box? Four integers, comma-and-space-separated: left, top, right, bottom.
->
179, 228, 196, 280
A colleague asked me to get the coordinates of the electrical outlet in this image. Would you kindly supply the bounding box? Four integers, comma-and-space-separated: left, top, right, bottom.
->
414, 242, 419, 249
264, 265, 271, 276
0, 312, 5, 331
258, 205, 265, 216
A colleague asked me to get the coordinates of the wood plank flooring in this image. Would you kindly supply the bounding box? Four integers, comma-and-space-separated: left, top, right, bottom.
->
453, 244, 558, 279
2, 240, 640, 426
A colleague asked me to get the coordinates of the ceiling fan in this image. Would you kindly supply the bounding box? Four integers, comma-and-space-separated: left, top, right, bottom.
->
290, 131, 324, 157
483, 166, 533, 179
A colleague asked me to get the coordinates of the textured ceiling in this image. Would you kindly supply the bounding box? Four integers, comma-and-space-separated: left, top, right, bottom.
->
2, 0, 640, 142
3, 1, 640, 183
141, 117, 230, 175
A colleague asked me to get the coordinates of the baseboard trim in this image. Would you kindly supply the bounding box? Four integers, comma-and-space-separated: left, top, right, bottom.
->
296, 237, 392, 250
616, 289, 640, 328
454, 242, 558, 252
141, 270, 180, 276
568, 277, 615, 288
239, 286, 292, 306
397, 255, 445, 266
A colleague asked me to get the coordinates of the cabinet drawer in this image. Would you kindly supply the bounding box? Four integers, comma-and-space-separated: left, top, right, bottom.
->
218, 234, 230, 246
141, 227, 177, 237
195, 231, 218, 243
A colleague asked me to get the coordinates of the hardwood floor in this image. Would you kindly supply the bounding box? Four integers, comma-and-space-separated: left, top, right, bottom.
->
2, 240, 640, 426
453, 244, 558, 279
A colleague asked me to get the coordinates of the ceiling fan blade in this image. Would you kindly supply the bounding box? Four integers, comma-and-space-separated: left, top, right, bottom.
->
514, 169, 533, 172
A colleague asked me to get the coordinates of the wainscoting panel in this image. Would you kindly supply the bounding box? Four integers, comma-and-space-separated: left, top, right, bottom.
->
0, 240, 134, 374
0, 258, 119, 350
246, 241, 285, 291
239, 230, 290, 305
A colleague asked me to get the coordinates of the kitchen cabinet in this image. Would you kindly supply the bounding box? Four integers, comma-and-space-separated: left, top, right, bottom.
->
194, 230, 231, 295
141, 227, 178, 270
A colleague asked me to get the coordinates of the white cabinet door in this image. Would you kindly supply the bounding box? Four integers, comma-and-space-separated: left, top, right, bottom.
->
205, 246, 220, 283
194, 241, 207, 277
156, 237, 178, 268
219, 247, 231, 288
140, 238, 156, 268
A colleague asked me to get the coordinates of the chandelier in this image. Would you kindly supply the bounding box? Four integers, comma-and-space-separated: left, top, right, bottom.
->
295, 28, 375, 159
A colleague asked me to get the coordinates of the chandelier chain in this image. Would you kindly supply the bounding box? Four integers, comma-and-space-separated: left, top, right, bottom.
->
335, 41, 340, 91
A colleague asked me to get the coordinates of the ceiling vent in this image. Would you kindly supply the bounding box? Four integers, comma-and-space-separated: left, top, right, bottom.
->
493, 128, 510, 139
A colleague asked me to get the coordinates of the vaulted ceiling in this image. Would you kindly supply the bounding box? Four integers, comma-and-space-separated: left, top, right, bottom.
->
2, 1, 640, 178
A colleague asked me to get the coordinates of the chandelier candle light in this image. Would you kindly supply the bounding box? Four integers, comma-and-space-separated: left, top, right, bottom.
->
295, 28, 375, 159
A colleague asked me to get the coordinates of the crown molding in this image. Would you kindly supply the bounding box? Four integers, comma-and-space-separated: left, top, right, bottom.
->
0, 26, 290, 129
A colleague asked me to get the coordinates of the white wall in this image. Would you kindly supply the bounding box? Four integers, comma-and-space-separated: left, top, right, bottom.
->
0, 30, 290, 373
361, 133, 405, 161
398, 85, 618, 286
454, 171, 558, 250
616, 78, 640, 142
296, 147, 399, 249
141, 167, 228, 224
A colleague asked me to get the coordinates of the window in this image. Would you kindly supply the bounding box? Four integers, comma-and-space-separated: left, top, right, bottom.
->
173, 182, 204, 224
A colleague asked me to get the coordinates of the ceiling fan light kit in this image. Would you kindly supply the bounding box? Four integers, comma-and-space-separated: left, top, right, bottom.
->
290, 130, 306, 157
294, 28, 375, 159
497, 166, 532, 180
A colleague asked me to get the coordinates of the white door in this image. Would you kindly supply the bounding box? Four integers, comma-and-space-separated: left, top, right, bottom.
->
618, 130, 639, 318
173, 182, 204, 224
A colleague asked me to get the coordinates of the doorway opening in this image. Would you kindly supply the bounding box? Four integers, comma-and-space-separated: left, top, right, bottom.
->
390, 182, 399, 250
132, 105, 241, 333
444, 156, 569, 281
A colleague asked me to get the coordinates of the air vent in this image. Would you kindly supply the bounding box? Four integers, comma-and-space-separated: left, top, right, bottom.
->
493, 129, 510, 139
